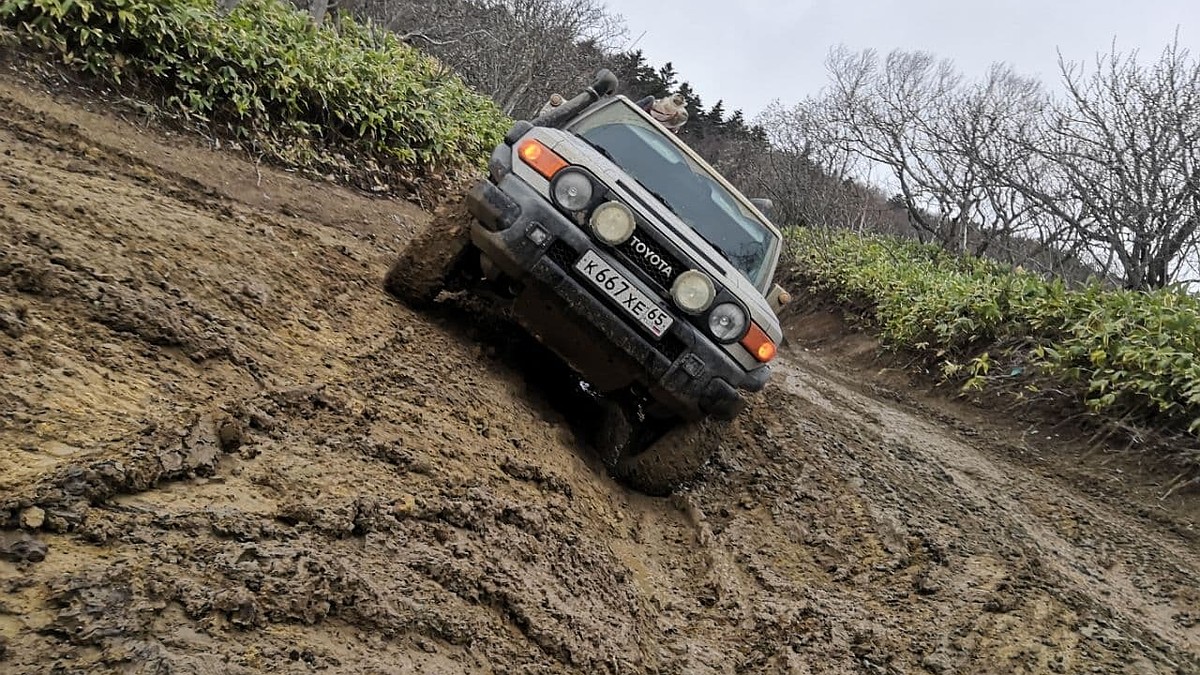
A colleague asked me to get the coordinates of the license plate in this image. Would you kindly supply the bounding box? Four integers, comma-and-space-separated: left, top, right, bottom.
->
574, 250, 674, 338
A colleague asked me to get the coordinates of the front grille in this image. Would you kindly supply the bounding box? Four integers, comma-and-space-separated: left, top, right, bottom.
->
547, 240, 578, 269
656, 332, 687, 361
614, 228, 686, 290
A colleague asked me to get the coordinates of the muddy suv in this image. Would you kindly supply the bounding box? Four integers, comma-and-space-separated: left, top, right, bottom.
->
385, 70, 791, 494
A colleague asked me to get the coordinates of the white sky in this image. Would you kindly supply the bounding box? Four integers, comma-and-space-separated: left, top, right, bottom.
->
600, 0, 1196, 118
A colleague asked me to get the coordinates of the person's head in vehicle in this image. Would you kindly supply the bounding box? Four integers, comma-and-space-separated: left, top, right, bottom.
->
636, 93, 689, 133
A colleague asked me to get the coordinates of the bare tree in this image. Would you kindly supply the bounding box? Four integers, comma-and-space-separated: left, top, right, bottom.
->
821, 46, 981, 248
1008, 38, 1200, 289
940, 64, 1101, 278
350, 0, 624, 116
819, 47, 1057, 259
754, 97, 890, 232
784, 43, 1200, 288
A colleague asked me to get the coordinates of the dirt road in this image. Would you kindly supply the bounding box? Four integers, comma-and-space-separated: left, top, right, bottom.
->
1, 67, 1198, 674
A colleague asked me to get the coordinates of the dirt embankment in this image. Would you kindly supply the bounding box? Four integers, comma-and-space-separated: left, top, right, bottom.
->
1, 67, 1198, 674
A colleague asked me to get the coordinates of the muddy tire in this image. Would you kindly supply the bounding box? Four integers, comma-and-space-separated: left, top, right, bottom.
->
384, 198, 474, 306
596, 399, 639, 467
611, 417, 723, 496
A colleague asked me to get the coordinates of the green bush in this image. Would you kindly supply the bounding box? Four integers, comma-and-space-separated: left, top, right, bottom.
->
785, 228, 1200, 458
0, 0, 509, 181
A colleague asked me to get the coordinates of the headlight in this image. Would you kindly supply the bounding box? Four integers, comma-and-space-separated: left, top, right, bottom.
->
551, 170, 594, 211
707, 302, 748, 342
671, 270, 715, 314
589, 201, 635, 245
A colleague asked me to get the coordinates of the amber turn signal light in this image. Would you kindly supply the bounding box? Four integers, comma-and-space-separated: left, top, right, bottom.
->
518, 139, 568, 179
741, 322, 777, 363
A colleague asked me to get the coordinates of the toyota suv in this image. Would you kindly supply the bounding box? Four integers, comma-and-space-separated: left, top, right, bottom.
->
385, 70, 791, 494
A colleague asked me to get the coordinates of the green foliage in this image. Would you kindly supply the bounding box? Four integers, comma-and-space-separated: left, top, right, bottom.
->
0, 0, 509, 180
786, 228, 1200, 453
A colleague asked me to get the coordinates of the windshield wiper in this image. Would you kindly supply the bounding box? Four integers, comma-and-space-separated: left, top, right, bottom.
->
692, 229, 735, 266
574, 133, 615, 162
630, 177, 678, 215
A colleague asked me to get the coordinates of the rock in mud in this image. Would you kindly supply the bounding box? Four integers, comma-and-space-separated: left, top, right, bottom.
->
20, 505, 45, 529
217, 416, 244, 451
0, 307, 26, 338
213, 586, 262, 628
391, 494, 417, 518
921, 650, 954, 674
0, 530, 48, 562
913, 566, 943, 595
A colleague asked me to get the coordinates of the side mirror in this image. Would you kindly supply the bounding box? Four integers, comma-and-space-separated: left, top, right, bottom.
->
750, 198, 774, 215
767, 283, 792, 314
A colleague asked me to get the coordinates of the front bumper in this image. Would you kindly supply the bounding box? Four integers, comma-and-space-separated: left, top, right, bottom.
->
465, 172, 769, 421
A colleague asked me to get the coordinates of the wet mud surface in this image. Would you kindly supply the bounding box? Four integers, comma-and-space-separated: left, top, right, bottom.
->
1, 67, 1198, 674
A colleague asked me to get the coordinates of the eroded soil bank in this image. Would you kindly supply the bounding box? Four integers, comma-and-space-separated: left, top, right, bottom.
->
1, 67, 1198, 674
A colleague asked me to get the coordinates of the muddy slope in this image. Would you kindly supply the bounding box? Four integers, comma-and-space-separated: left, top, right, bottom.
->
1, 68, 1198, 674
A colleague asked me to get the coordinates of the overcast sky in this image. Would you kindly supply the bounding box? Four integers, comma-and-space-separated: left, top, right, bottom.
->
599, 0, 1195, 119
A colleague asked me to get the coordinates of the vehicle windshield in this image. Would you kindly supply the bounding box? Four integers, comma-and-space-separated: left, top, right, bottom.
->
569, 101, 778, 289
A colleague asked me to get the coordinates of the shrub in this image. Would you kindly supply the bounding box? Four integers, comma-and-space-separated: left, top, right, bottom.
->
785, 227, 1200, 461
0, 0, 509, 183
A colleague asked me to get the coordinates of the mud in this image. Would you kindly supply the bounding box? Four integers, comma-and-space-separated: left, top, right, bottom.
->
1, 63, 1198, 674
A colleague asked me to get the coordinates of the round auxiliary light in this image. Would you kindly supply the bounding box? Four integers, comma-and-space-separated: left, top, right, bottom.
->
671, 270, 716, 315
588, 201, 636, 245
552, 170, 594, 211
708, 302, 748, 343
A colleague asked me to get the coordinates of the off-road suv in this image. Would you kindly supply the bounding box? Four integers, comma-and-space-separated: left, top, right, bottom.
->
385, 70, 791, 494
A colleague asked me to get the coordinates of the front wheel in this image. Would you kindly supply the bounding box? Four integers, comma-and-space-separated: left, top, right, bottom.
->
384, 198, 474, 307
599, 401, 723, 496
